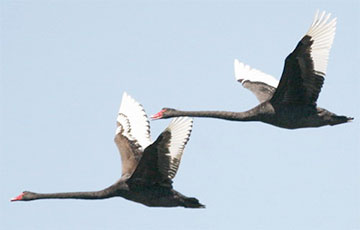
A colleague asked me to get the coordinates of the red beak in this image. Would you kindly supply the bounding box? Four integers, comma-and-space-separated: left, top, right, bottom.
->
151, 109, 165, 120
10, 192, 24, 202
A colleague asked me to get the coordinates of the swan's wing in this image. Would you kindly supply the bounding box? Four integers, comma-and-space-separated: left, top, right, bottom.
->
234, 59, 278, 103
114, 92, 152, 178
270, 11, 336, 106
117, 92, 151, 149
128, 117, 193, 187
156, 117, 193, 180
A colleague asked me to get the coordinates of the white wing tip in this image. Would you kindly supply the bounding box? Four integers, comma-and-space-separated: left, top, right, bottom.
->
233, 59, 279, 88
306, 10, 337, 75
234, 59, 244, 82
117, 92, 151, 149
120, 91, 132, 103
307, 10, 337, 36
119, 92, 141, 114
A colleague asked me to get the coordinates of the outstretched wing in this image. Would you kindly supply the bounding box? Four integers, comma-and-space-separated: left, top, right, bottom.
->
128, 117, 193, 187
157, 117, 193, 179
270, 11, 336, 106
234, 59, 278, 103
114, 92, 152, 178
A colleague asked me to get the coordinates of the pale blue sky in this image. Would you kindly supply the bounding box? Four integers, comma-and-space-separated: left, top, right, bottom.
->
1, 1, 359, 229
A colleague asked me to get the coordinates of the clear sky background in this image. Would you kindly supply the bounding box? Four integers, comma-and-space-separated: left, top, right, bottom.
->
1, 0, 359, 229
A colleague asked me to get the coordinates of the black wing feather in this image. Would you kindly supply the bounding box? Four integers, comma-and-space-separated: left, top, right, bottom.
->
127, 131, 173, 188
270, 35, 325, 106
241, 80, 277, 103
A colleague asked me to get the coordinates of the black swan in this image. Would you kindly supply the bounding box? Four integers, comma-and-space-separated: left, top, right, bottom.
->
151, 11, 353, 129
11, 92, 204, 208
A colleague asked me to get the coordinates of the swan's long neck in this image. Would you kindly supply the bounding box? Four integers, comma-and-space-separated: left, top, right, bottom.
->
19, 183, 127, 201
168, 109, 260, 121
27, 190, 114, 200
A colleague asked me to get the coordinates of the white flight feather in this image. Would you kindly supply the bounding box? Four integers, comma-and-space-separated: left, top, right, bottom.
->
163, 117, 193, 179
116, 92, 151, 151
234, 59, 279, 88
306, 10, 336, 76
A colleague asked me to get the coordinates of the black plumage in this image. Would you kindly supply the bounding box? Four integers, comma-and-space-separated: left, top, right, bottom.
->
152, 11, 353, 129
11, 93, 204, 208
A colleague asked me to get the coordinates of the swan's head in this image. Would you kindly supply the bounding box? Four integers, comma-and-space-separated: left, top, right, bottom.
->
151, 108, 177, 120
10, 191, 36, 201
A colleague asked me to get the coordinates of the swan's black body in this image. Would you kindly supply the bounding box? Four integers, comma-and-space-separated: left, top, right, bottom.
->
152, 13, 353, 129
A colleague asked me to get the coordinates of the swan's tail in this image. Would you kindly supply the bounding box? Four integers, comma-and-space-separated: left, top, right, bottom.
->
182, 197, 206, 208
329, 115, 354, 126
